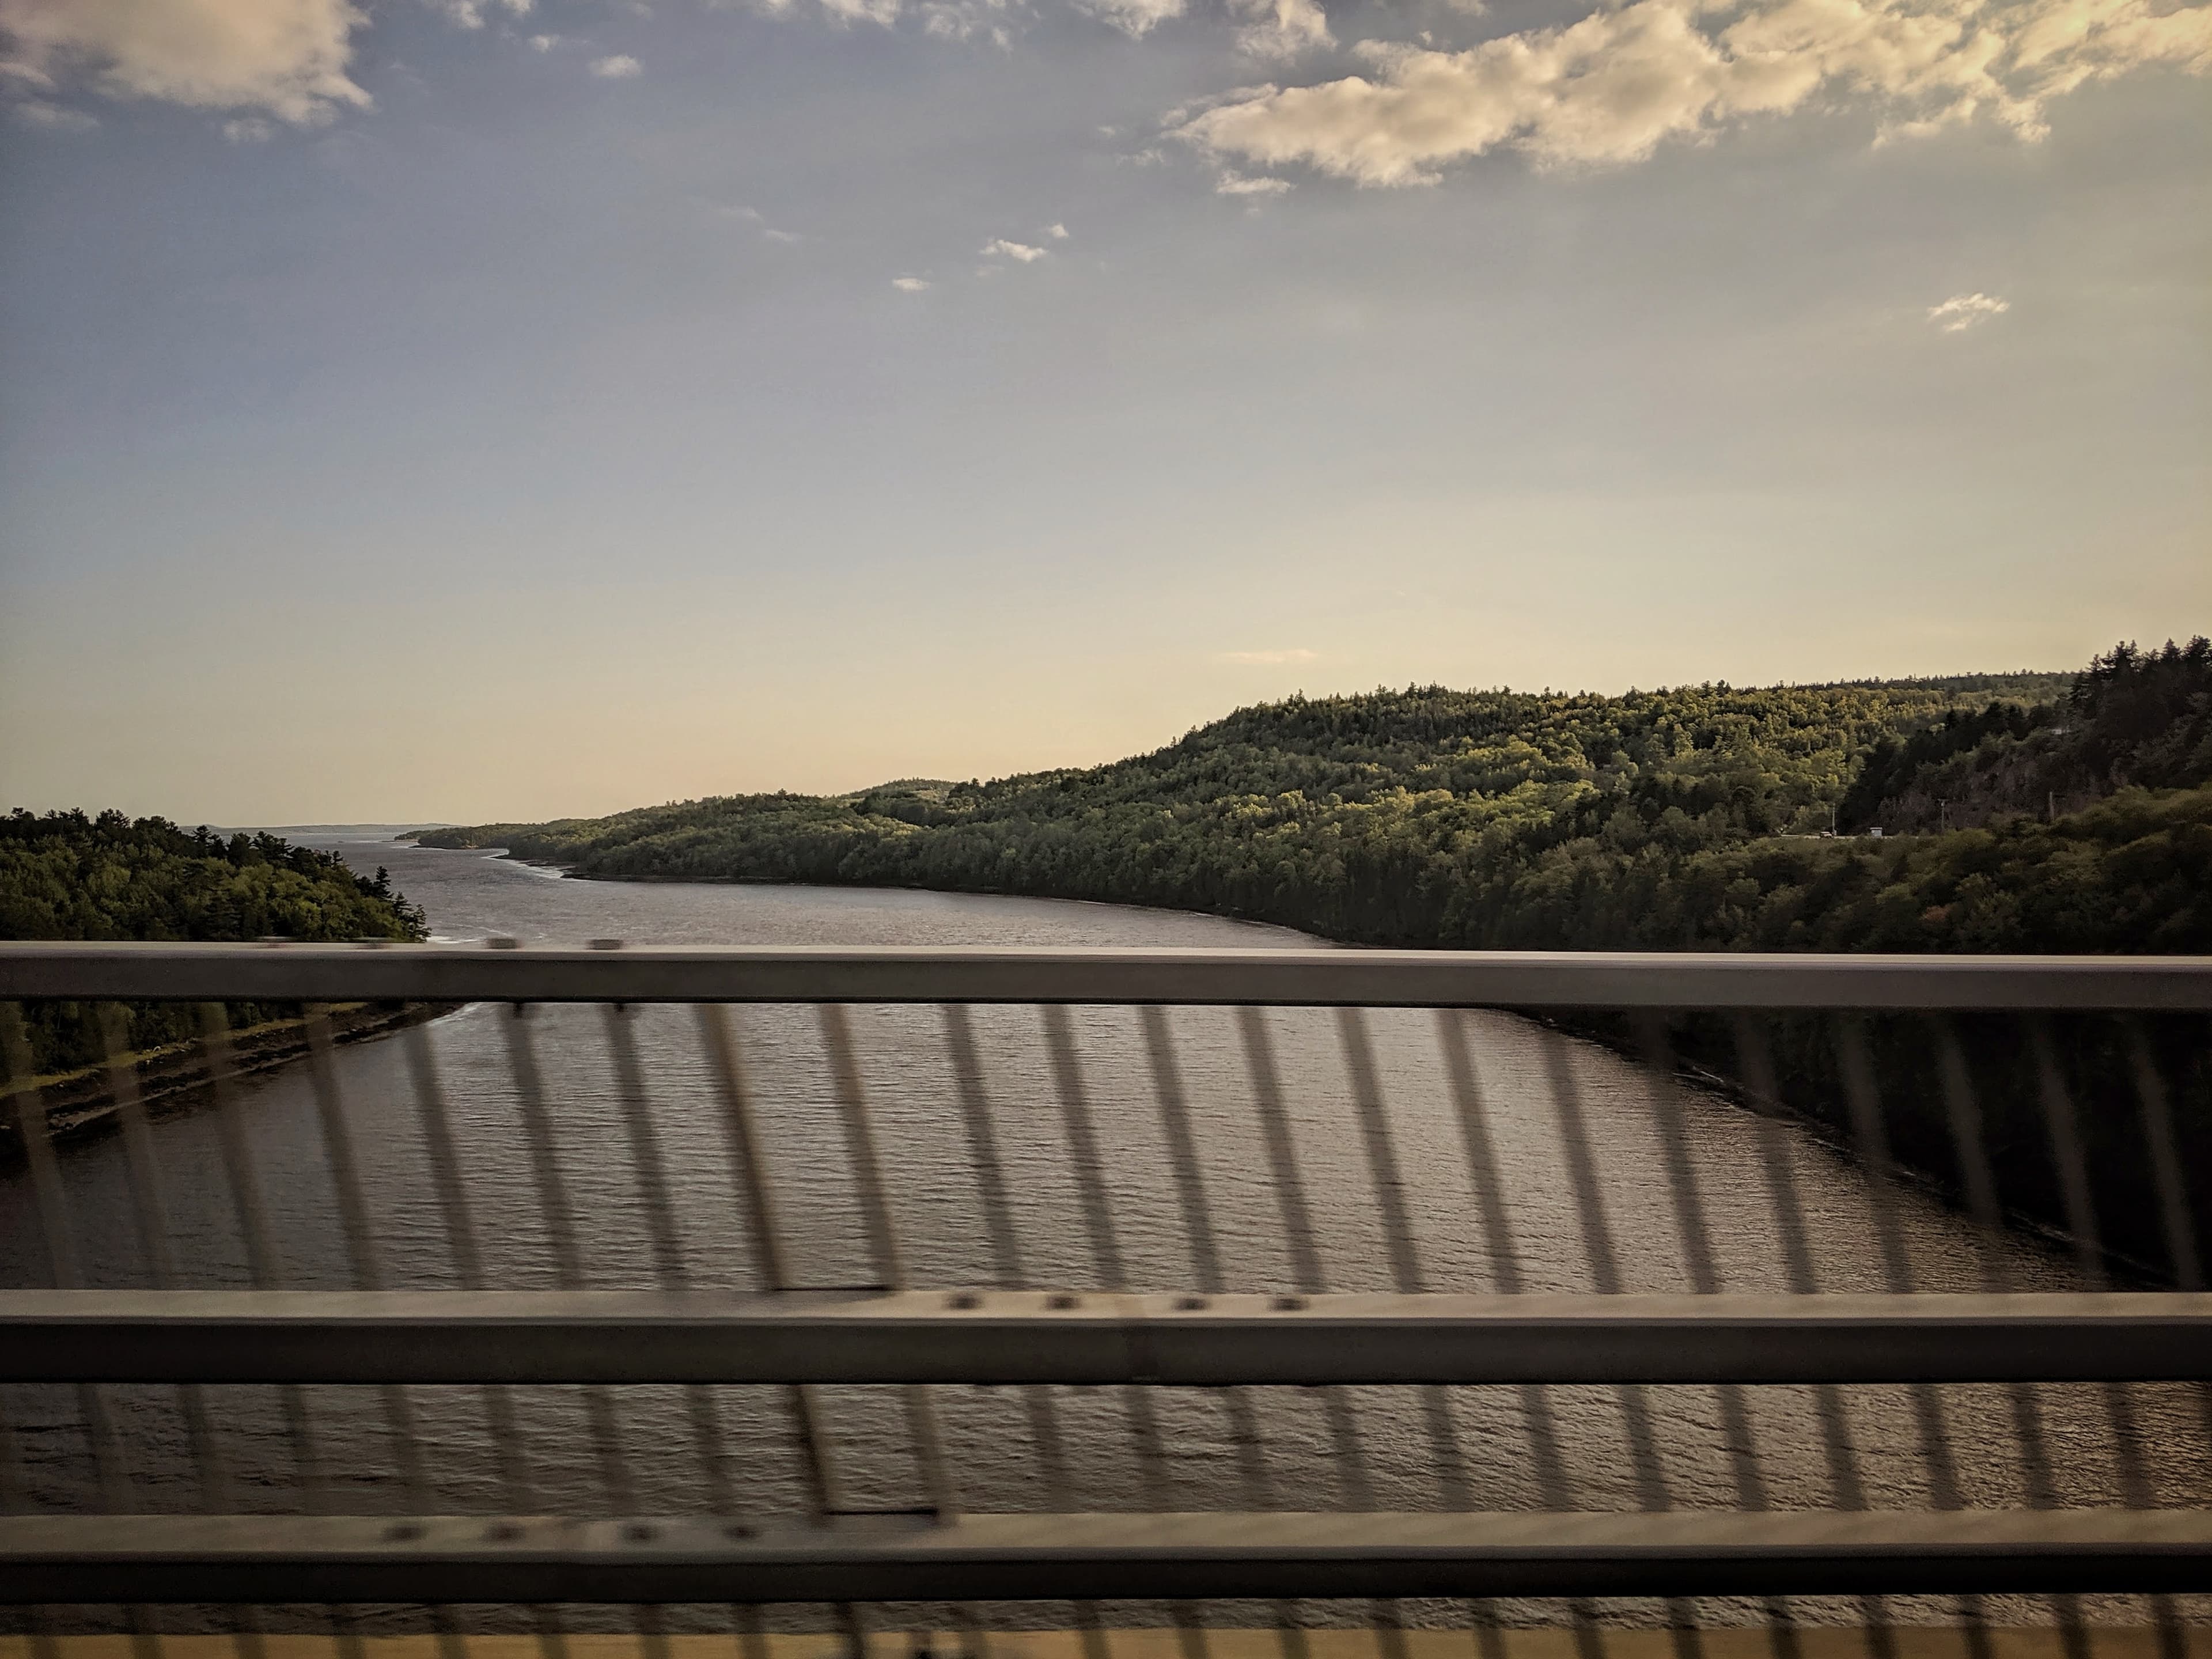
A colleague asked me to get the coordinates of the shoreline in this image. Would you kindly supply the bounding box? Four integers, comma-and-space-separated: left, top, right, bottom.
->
406, 851, 2165, 1284
437, 846, 1325, 940
2, 1001, 457, 1157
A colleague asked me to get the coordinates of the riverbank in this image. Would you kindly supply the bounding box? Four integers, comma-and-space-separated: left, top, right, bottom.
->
13, 853, 2200, 1563
2, 1001, 454, 1157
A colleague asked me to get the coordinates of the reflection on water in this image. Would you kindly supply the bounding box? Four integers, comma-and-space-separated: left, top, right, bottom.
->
3, 840, 2206, 1634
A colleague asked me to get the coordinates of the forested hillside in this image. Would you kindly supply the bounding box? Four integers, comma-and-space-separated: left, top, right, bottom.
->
423, 657, 2212, 956
421, 648, 2212, 1278
1, 810, 427, 1075
1840, 638, 2212, 834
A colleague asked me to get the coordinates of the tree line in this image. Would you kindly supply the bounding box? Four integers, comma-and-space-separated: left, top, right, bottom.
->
1, 809, 427, 1076
421, 661, 2210, 955
422, 647, 2211, 1279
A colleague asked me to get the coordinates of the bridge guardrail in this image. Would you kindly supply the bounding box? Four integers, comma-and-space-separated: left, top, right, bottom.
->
2, 943, 2208, 1643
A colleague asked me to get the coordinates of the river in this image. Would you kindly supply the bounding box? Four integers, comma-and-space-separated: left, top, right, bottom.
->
2, 839, 2204, 1635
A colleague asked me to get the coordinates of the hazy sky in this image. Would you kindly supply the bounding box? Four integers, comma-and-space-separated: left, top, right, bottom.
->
2, 0, 2206, 824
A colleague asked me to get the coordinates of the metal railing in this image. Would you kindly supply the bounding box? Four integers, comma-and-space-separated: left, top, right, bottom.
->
1, 942, 2209, 1639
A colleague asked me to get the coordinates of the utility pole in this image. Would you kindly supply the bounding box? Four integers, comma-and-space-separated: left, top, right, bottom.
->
2048, 790, 2056, 823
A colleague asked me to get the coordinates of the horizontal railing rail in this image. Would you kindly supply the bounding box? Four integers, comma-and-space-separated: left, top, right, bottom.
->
7, 1510, 2212, 1603
5, 941, 2212, 1009
6, 1289, 2211, 1386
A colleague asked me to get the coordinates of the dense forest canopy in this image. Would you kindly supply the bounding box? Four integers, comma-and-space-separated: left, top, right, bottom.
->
0, 810, 426, 945
418, 646, 2212, 1279
423, 651, 2212, 956
1839, 638, 2212, 834
0, 810, 429, 1076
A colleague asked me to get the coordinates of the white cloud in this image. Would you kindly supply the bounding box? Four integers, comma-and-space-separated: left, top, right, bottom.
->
0, 0, 370, 122
589, 53, 642, 77
816, 0, 904, 24
1047, 222, 1070, 238
1927, 290, 2010, 330
1077, 0, 1185, 38
1232, 0, 1331, 59
732, 0, 1078, 40
1216, 169, 1293, 193
892, 275, 931, 290
715, 206, 802, 241
792, 0, 995, 32
14, 96, 96, 127
1176, 0, 2212, 184
528, 32, 562, 50
1219, 647, 1321, 664
427, 0, 532, 29
920, 0, 1010, 40
223, 115, 274, 140
981, 237, 1048, 261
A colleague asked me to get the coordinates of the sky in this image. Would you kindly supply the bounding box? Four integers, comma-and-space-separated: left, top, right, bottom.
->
1, 0, 2207, 825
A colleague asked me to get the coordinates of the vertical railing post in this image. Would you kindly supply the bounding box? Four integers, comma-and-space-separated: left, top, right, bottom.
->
1635, 1012, 1801, 1659
1041, 1005, 1171, 1509
96, 1004, 228, 1512
199, 1003, 326, 1508
1238, 1006, 1394, 1659
1932, 1016, 2081, 1659
941, 1003, 1074, 1504
820, 1003, 957, 1522
1540, 1025, 1695, 1659
498, 987, 632, 1511
1835, 1017, 1965, 1506
1142, 1004, 1297, 1659
1437, 1009, 1594, 1659
699, 1003, 845, 1524
402, 1020, 536, 1508
1237, 1007, 1373, 1508
1336, 1007, 1469, 1511
301, 1001, 433, 1659
2028, 1020, 2184, 1659
1540, 1028, 1672, 1510
600, 979, 734, 1516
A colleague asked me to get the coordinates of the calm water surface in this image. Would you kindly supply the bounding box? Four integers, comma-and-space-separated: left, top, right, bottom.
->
4, 840, 2205, 1631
